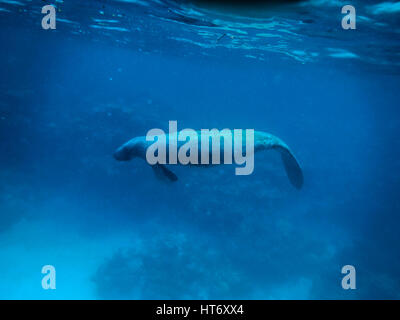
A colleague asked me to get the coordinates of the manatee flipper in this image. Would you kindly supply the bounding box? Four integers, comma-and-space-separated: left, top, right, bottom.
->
152, 164, 178, 182
276, 146, 303, 189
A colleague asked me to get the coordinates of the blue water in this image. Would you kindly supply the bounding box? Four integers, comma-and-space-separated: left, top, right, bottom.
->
0, 0, 399, 299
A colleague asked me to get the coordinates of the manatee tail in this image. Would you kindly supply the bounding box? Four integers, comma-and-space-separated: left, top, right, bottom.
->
275, 145, 303, 189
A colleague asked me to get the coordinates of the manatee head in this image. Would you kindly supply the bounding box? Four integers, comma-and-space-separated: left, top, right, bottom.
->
113, 138, 142, 161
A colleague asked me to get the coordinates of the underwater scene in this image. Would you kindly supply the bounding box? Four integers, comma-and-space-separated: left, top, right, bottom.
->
0, 0, 399, 299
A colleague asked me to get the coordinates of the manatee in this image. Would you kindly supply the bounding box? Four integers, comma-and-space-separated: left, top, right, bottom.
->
113, 130, 303, 189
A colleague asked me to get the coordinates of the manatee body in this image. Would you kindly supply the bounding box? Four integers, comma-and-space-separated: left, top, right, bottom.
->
113, 130, 303, 189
